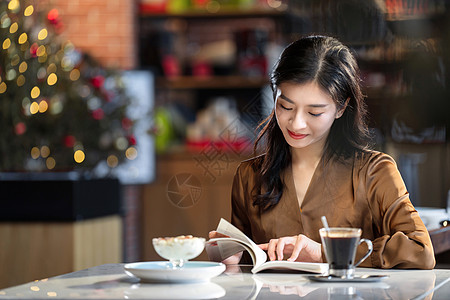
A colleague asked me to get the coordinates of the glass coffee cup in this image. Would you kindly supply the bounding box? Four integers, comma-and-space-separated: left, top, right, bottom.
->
319, 228, 373, 279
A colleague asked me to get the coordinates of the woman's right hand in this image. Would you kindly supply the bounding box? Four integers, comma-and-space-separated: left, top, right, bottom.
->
208, 231, 243, 265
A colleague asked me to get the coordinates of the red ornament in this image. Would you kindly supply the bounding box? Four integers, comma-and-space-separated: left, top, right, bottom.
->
91, 76, 105, 89
47, 9, 59, 24
63, 135, 76, 148
92, 108, 104, 120
14, 122, 26, 135
121, 117, 132, 130
128, 135, 137, 145
30, 43, 38, 57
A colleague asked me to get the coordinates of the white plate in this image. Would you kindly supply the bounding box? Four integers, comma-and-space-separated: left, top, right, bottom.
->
124, 261, 226, 283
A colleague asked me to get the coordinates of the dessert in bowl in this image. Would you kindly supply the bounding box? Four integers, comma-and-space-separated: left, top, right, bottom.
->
152, 235, 205, 268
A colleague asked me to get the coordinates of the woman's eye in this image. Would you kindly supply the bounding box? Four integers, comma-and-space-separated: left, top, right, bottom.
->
309, 112, 323, 117
280, 104, 293, 111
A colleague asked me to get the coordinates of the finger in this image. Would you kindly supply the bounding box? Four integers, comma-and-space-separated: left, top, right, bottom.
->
267, 239, 278, 261
209, 231, 229, 239
287, 235, 307, 261
258, 243, 268, 250
276, 239, 286, 261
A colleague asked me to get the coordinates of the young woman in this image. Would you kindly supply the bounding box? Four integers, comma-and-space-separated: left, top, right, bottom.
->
209, 35, 435, 269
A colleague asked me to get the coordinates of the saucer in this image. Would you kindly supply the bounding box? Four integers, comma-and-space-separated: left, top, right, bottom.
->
124, 261, 226, 283
309, 274, 389, 282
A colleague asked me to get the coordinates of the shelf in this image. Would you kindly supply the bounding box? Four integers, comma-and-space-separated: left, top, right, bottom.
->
139, 7, 286, 19
156, 76, 269, 89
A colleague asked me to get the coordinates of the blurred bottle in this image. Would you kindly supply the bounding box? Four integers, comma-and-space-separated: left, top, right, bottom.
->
235, 28, 268, 77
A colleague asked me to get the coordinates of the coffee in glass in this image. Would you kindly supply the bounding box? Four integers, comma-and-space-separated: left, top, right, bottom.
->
319, 228, 373, 279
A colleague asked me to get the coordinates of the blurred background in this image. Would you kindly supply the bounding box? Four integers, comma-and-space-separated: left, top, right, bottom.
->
0, 0, 449, 288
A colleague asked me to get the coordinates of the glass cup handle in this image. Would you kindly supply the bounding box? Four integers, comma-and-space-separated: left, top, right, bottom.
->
354, 239, 373, 267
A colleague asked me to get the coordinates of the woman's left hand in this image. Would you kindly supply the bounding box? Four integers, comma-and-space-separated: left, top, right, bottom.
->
259, 234, 323, 263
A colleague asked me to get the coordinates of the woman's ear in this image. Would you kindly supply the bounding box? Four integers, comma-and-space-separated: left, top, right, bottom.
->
336, 97, 350, 119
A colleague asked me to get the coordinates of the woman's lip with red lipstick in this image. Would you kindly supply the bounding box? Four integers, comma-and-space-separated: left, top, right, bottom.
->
288, 130, 307, 139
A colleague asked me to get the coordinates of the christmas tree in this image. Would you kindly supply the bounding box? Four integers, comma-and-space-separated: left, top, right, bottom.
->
0, 0, 136, 173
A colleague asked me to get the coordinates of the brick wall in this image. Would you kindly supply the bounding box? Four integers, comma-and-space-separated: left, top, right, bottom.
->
40, 0, 137, 69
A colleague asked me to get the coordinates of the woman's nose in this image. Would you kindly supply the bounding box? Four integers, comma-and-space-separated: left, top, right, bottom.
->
290, 112, 307, 129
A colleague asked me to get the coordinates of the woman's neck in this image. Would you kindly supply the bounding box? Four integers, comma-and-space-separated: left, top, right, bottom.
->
290, 143, 324, 168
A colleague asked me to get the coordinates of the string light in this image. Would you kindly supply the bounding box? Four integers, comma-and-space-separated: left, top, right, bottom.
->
9, 22, 18, 33
30, 86, 40, 99
8, 0, 20, 12
30, 102, 39, 114
36, 45, 46, 56
18, 32, 27, 44
47, 73, 57, 85
38, 28, 48, 40
19, 61, 27, 73
11, 54, 20, 66
16, 75, 25, 86
47, 63, 57, 73
24, 5, 34, 17
2, 38, 11, 49
38, 100, 48, 113
0, 82, 6, 94
1, 3, 134, 172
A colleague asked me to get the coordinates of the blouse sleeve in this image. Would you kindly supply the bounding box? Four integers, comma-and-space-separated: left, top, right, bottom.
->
230, 163, 253, 239
365, 153, 435, 269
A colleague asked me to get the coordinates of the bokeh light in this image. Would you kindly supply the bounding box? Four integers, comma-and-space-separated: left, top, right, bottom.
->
31, 147, 40, 159
10, 22, 18, 33
8, 0, 20, 12
40, 146, 50, 158
69, 69, 80, 81
74, 150, 85, 163
2, 38, 11, 49
30, 102, 39, 114
24, 5, 34, 16
16, 75, 25, 86
46, 157, 56, 170
125, 147, 137, 160
19, 61, 27, 73
0, 82, 6, 94
39, 100, 48, 113
107, 155, 119, 168
18, 33, 27, 44
47, 73, 57, 85
30, 86, 40, 98
38, 28, 48, 40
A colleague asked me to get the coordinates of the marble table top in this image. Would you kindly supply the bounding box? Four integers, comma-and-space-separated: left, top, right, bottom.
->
1, 263, 449, 299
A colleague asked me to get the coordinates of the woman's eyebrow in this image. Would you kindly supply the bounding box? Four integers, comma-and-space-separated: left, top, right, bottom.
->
279, 94, 329, 108
279, 94, 294, 104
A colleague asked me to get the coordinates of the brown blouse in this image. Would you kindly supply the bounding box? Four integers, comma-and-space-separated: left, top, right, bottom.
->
231, 151, 435, 269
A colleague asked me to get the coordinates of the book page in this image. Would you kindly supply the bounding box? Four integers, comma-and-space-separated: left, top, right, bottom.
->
215, 218, 267, 268
206, 237, 256, 264
251, 260, 328, 274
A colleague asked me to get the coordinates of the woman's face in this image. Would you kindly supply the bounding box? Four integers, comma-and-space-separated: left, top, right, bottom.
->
275, 81, 343, 151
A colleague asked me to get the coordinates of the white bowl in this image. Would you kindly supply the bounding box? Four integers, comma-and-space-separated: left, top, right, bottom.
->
152, 235, 205, 267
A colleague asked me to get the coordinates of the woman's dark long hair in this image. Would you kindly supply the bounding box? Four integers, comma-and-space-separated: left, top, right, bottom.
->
252, 35, 371, 211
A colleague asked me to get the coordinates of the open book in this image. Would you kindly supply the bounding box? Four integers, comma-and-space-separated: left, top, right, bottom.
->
206, 218, 328, 274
